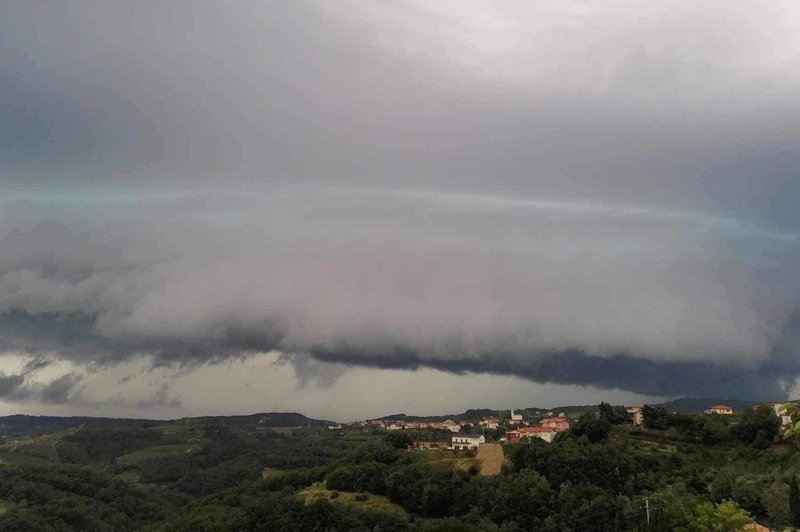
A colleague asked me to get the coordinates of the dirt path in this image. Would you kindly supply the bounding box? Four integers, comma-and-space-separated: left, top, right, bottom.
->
477, 443, 505, 476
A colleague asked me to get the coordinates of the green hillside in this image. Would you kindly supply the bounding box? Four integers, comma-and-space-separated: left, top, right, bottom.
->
0, 405, 794, 530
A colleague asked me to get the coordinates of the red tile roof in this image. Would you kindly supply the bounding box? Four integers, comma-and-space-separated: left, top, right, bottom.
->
518, 426, 555, 433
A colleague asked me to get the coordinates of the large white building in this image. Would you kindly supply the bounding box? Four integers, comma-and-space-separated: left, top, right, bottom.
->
451, 434, 485, 450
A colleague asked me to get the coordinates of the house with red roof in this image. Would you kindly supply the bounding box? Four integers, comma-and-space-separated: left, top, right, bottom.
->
539, 413, 570, 431
505, 413, 570, 443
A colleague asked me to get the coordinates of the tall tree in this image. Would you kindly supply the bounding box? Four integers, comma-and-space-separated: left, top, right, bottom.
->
599, 402, 630, 425
679, 501, 752, 532
642, 405, 670, 430
571, 412, 611, 443
731, 405, 780, 446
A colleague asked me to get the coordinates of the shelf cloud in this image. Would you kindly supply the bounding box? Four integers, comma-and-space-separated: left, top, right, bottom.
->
2, 187, 798, 401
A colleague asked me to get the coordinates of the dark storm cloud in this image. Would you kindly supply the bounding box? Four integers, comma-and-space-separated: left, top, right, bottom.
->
23, 356, 53, 373
103, 379, 183, 410
0, 374, 25, 397
1, 1, 800, 404
310, 335, 800, 402
39, 374, 83, 404
135, 383, 182, 410
3, 0, 800, 230
0, 371, 82, 404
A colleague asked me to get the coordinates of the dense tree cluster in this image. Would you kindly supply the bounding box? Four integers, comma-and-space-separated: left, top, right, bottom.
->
0, 465, 170, 531
642, 405, 671, 430
569, 412, 612, 442
599, 402, 630, 425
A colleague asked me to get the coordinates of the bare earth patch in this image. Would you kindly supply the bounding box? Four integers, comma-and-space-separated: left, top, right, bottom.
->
477, 443, 505, 476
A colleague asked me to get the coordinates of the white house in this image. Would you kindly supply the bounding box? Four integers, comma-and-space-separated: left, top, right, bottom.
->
451, 434, 485, 450
479, 417, 499, 430
445, 422, 461, 433
704, 405, 734, 415
626, 406, 643, 426
768, 402, 793, 426
509, 409, 523, 425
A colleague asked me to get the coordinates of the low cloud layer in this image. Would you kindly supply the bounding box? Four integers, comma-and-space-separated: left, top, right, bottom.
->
1, 188, 798, 401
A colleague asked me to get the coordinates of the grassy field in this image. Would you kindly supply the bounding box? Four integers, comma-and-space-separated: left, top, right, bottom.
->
415, 450, 480, 472
116, 444, 202, 465
269, 427, 304, 434
338, 430, 381, 443
113, 469, 141, 483
147, 423, 204, 440
298, 484, 407, 515
612, 425, 684, 454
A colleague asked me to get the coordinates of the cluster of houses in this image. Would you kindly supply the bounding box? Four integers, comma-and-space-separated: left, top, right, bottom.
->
447, 412, 571, 449
505, 413, 570, 443
373, 400, 800, 453
405, 411, 566, 451
703, 402, 798, 428
358, 416, 500, 433
628, 402, 796, 428
626, 404, 738, 426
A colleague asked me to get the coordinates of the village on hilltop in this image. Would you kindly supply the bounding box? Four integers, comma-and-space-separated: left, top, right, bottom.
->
344, 400, 798, 452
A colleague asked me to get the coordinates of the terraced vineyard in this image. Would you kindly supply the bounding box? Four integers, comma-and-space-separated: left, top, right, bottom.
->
116, 443, 203, 465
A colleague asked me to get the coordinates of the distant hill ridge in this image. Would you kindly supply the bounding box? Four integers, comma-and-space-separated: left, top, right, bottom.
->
0, 398, 764, 438
657, 397, 758, 413
0, 412, 333, 438
372, 397, 763, 422
185, 412, 332, 426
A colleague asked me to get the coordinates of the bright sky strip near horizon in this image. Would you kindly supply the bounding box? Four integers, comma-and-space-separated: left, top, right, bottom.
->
5, 186, 799, 241
1, 0, 800, 418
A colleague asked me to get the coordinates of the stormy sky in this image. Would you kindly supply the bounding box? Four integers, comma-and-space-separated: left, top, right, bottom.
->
2, 0, 800, 419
